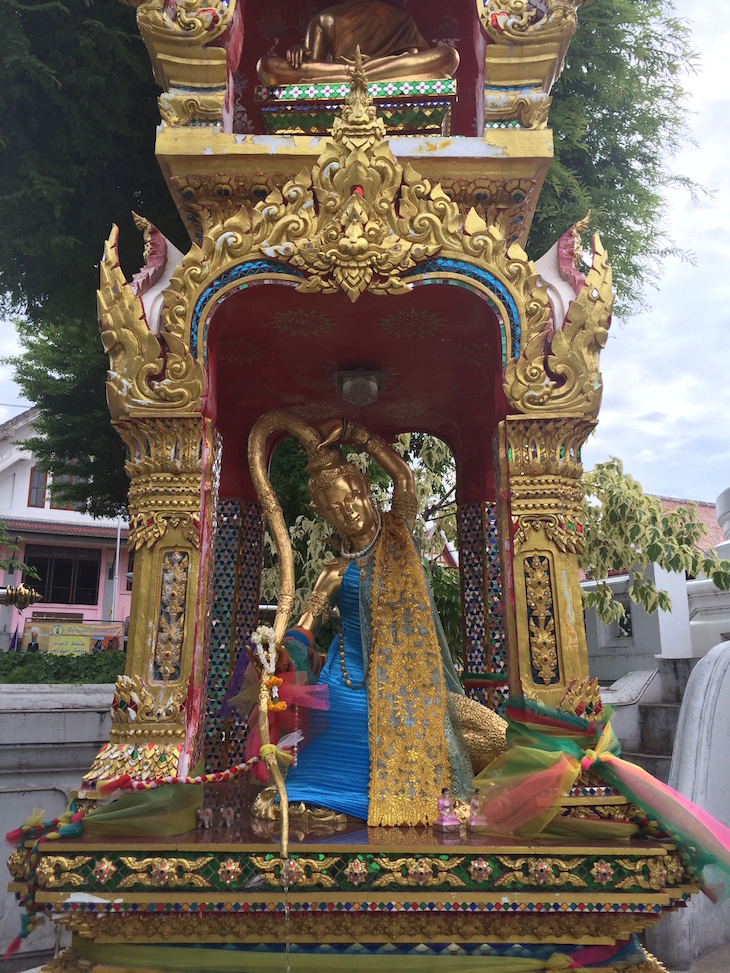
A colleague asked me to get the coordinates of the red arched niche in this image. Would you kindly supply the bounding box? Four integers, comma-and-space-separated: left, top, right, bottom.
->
203, 282, 507, 503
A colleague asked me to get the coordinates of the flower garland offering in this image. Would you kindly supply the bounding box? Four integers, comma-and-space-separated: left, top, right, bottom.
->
251, 625, 287, 711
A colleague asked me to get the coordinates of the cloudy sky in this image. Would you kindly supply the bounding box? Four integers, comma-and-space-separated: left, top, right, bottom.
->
1, 1, 727, 505
581, 0, 730, 504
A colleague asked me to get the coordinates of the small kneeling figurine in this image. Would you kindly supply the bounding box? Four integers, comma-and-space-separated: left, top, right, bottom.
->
433, 786, 460, 833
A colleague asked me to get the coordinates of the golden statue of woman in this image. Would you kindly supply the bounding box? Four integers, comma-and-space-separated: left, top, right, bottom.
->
243, 412, 506, 828
257, 1, 459, 85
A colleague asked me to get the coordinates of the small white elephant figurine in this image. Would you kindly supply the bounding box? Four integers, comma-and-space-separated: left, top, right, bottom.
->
196, 806, 214, 829
220, 806, 235, 828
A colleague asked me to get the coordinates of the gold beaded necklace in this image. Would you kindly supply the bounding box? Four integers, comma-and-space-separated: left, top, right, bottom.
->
337, 613, 367, 691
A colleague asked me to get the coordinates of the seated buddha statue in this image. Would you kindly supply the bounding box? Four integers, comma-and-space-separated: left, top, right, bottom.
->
257, 0, 459, 85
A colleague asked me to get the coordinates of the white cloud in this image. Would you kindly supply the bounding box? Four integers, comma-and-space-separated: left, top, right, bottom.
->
583, 0, 730, 504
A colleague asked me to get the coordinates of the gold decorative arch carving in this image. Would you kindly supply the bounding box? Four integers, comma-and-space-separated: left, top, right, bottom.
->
158, 56, 550, 365
98, 55, 612, 425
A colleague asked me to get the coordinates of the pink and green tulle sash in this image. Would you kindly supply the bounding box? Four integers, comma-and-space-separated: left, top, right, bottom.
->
473, 697, 730, 899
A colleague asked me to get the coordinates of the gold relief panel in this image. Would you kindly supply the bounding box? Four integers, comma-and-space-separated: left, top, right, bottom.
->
479, 0, 585, 96
171, 172, 540, 251
117, 856, 213, 889
38, 950, 94, 973
82, 673, 186, 784
153, 551, 189, 681
251, 855, 341, 889
158, 89, 225, 128
7, 848, 27, 881
61, 910, 658, 945
614, 856, 686, 892
135, 0, 232, 99
35, 855, 92, 889
372, 856, 465, 888
494, 855, 587, 889
505, 416, 595, 558
484, 89, 552, 131
524, 555, 559, 686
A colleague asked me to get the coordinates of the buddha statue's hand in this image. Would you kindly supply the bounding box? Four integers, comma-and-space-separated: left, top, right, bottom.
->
286, 45, 311, 69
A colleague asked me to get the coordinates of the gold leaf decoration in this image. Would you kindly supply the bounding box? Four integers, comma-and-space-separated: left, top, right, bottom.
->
117, 856, 212, 889
503, 233, 613, 417
494, 855, 587, 888
372, 856, 465, 888
35, 855, 92, 889
251, 855, 341, 889
97, 226, 204, 418
159, 61, 549, 349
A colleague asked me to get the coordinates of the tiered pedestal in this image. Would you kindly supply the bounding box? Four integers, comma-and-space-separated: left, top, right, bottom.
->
255, 79, 456, 136
11, 780, 694, 972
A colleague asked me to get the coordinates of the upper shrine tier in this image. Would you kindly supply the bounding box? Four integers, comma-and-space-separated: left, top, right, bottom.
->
127, 0, 587, 247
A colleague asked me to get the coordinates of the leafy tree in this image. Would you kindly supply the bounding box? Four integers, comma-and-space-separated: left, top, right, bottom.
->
10, 315, 128, 516
581, 459, 730, 623
1, 0, 182, 514
529, 0, 702, 316
0, 0, 183, 318
0, 519, 33, 576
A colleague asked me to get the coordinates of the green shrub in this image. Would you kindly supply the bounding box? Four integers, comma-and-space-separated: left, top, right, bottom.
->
0, 651, 125, 685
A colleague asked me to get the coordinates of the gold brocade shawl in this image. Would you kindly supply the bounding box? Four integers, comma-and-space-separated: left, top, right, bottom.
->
367, 512, 448, 826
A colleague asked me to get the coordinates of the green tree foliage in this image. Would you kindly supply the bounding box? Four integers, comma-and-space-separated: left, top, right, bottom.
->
0, 0, 183, 317
0, 519, 33, 575
581, 460, 730, 622
11, 315, 128, 516
529, 0, 701, 315
1, 0, 182, 514
0, 650, 124, 684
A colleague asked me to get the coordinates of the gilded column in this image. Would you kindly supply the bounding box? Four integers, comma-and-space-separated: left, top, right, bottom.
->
495, 415, 595, 708
499, 230, 613, 711
83, 415, 219, 784
85, 227, 210, 785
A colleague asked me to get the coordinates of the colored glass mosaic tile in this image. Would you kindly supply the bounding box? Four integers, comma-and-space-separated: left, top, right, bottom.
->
257, 102, 452, 137
458, 502, 486, 677
256, 78, 457, 102
204, 500, 263, 771
485, 503, 506, 675
458, 502, 507, 714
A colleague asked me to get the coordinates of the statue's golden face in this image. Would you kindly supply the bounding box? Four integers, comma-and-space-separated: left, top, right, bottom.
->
314, 473, 377, 543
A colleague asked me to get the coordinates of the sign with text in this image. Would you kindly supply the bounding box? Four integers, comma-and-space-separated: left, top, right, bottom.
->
21, 620, 124, 655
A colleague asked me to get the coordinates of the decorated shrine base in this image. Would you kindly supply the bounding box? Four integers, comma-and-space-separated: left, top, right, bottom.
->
15, 781, 691, 972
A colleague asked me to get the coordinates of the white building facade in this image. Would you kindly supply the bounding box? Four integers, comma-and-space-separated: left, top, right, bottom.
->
0, 408, 132, 650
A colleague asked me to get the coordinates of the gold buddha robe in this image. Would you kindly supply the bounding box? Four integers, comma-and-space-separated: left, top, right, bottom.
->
325, 1, 428, 61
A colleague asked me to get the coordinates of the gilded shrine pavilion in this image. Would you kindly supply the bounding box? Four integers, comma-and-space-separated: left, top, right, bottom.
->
7, 2, 728, 972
